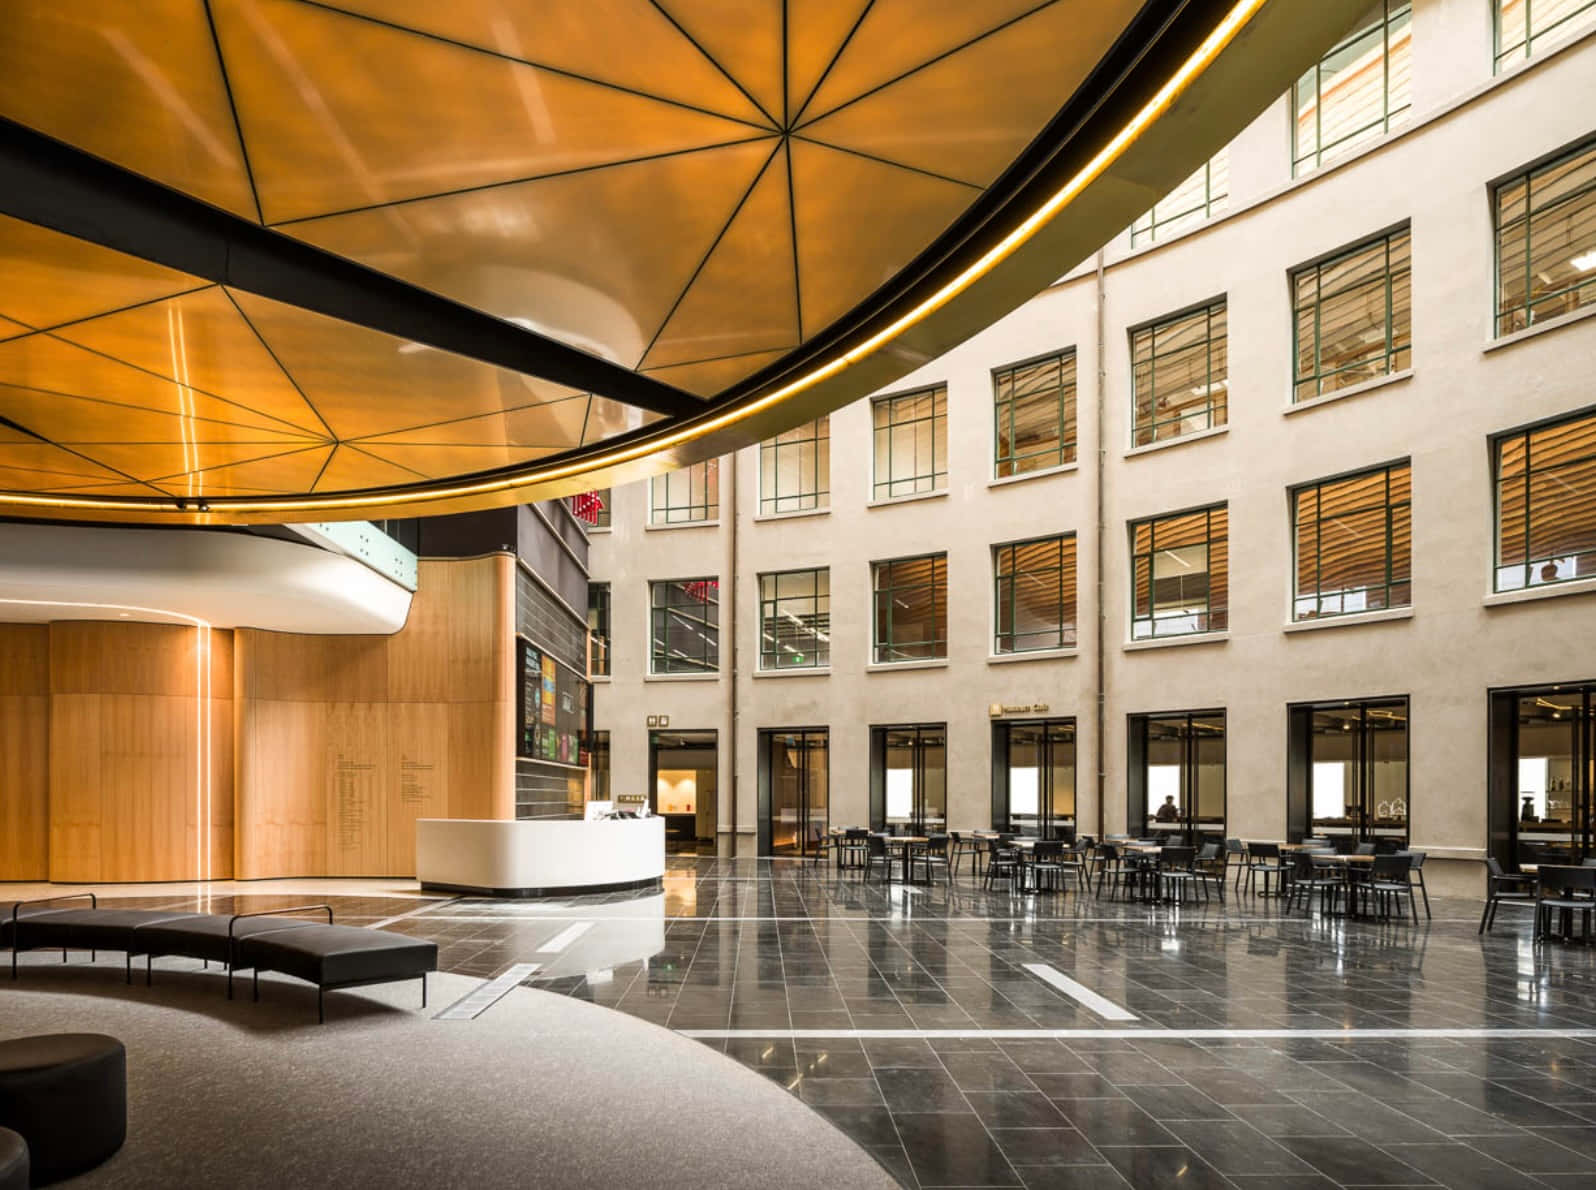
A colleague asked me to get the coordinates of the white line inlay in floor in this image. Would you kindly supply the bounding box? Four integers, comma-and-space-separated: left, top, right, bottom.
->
1021, 963, 1138, 1021
675, 1027, 1596, 1041
537, 922, 594, 953
434, 962, 540, 1021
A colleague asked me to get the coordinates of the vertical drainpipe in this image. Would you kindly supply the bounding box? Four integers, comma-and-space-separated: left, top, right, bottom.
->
1094, 249, 1108, 841
727, 452, 739, 858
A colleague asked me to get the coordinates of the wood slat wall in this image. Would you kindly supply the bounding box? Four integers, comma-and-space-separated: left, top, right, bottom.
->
234, 554, 516, 879
0, 625, 49, 880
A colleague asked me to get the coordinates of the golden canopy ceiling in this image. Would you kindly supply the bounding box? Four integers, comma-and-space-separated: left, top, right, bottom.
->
0, 0, 1372, 521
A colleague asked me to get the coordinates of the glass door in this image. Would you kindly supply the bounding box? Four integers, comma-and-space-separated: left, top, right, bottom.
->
996, 719, 1076, 837
1134, 711, 1226, 844
1512, 687, 1591, 865
1301, 699, 1409, 848
766, 729, 829, 857
876, 724, 946, 832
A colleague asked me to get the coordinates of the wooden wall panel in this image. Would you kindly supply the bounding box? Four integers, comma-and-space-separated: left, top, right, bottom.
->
233, 687, 327, 879
47, 693, 102, 881
0, 625, 49, 880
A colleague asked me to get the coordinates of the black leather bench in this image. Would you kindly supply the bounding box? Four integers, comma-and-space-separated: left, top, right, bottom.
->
5, 899, 438, 1022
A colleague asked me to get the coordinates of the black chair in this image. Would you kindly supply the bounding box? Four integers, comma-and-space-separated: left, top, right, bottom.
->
1285, 852, 1345, 916
1158, 846, 1199, 904
949, 832, 983, 880
1366, 854, 1417, 921
1244, 843, 1287, 897
1225, 838, 1246, 890
1091, 843, 1126, 899
1028, 840, 1068, 894
807, 827, 832, 867
1479, 857, 1537, 933
1193, 841, 1227, 903
1354, 842, 1377, 857
839, 828, 869, 871
1535, 865, 1596, 943
983, 838, 1018, 890
913, 834, 952, 885
864, 834, 892, 881
1393, 850, 1431, 918
1056, 838, 1091, 892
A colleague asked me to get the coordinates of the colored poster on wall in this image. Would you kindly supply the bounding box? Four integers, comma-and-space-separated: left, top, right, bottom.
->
540, 655, 557, 726
518, 640, 541, 757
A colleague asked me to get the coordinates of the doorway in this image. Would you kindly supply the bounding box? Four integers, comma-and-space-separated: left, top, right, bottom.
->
1128, 710, 1225, 844
758, 728, 829, 857
1287, 699, 1408, 848
992, 718, 1076, 837
648, 729, 718, 854
1490, 683, 1596, 868
870, 724, 947, 832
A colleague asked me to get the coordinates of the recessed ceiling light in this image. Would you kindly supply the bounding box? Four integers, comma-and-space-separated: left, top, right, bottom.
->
1573, 250, 1596, 272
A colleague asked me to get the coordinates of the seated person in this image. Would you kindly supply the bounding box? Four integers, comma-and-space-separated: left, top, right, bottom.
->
1154, 796, 1179, 823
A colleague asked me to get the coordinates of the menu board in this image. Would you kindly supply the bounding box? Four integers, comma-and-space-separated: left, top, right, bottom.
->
518, 636, 592, 765
519, 640, 541, 757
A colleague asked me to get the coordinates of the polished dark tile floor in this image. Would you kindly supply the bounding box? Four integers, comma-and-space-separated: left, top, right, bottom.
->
47, 861, 1596, 1188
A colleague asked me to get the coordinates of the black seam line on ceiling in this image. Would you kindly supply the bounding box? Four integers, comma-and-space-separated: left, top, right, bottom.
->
789, 134, 983, 191
31, 317, 330, 441
643, 345, 797, 373
201, 0, 266, 225
577, 396, 594, 449
715, 0, 1218, 411
343, 392, 589, 445
634, 140, 784, 371
780, 0, 789, 125
143, 442, 331, 486
267, 135, 778, 228
0, 377, 325, 443
796, 0, 1064, 133
288, 0, 779, 132
221, 286, 339, 440
796, 0, 1064, 134
0, 284, 212, 345
343, 441, 432, 481
789, 0, 876, 130
0, 116, 703, 422
783, 140, 803, 343
307, 441, 337, 492
648, 0, 779, 129
1, 421, 176, 494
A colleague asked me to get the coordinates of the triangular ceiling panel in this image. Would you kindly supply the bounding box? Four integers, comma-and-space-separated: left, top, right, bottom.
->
0, 214, 203, 331
583, 398, 666, 444
658, 0, 785, 126
285, 139, 775, 371
803, 1, 1117, 188
0, 0, 258, 219
38, 480, 181, 498
313, 445, 430, 493
784, 0, 873, 125
642, 145, 798, 369
356, 442, 561, 479
354, 395, 592, 447
788, 139, 975, 339
54, 287, 332, 438
70, 440, 318, 484
0, 383, 320, 447
802, 0, 1055, 120
212, 0, 767, 224
0, 336, 329, 438
642, 349, 790, 398
154, 445, 335, 497
0, 316, 33, 341
328, 0, 771, 127
0, 445, 132, 487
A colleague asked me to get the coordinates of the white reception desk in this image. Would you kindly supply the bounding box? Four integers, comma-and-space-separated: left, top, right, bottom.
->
416, 817, 665, 898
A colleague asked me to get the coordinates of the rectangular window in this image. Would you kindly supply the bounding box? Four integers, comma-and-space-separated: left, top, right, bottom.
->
1292, 226, 1411, 402
1495, 408, 1596, 591
1130, 505, 1228, 639
1293, 462, 1412, 620
586, 583, 611, 676
649, 460, 718, 525
758, 568, 830, 670
994, 350, 1077, 477
1292, 1, 1412, 174
1494, 136, 1596, 337
872, 553, 947, 663
1130, 149, 1229, 246
759, 417, 829, 515
1496, 0, 1596, 69
1130, 300, 1228, 447
569, 488, 610, 528
649, 577, 719, 673
993, 534, 1077, 653
872, 387, 947, 500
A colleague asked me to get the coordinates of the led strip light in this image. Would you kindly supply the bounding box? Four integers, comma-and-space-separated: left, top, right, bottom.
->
0, 0, 1270, 518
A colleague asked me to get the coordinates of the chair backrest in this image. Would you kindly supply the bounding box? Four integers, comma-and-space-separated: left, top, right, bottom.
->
1033, 840, 1064, 860
1251, 842, 1279, 859
1354, 842, 1377, 856
1371, 854, 1410, 881
1290, 851, 1315, 878
1484, 856, 1509, 879
926, 834, 949, 855
846, 828, 869, 841
1196, 841, 1220, 862
1097, 843, 1120, 860
867, 835, 887, 857
1160, 846, 1194, 869
1225, 837, 1244, 855
1540, 865, 1596, 895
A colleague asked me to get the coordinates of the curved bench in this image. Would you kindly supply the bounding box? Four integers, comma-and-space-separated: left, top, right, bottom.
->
5, 899, 438, 1023
0, 1126, 25, 1190
0, 1033, 125, 1185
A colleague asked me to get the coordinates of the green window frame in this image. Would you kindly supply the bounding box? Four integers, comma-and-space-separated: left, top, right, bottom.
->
1291, 226, 1411, 402
1495, 0, 1596, 69
1130, 299, 1228, 447
1494, 136, 1596, 337
1291, 1, 1412, 175
993, 534, 1077, 654
1494, 407, 1596, 592
759, 417, 829, 515
586, 582, 611, 676
1292, 462, 1412, 621
1130, 150, 1229, 246
994, 351, 1077, 478
758, 568, 830, 670
649, 577, 719, 674
872, 387, 947, 501
650, 460, 718, 525
1130, 505, 1228, 640
872, 553, 947, 663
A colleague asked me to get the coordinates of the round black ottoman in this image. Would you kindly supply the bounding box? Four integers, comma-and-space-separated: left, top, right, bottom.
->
0, 1126, 26, 1190
0, 1033, 125, 1185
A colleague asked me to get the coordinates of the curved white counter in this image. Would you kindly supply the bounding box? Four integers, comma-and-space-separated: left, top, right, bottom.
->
416, 817, 665, 898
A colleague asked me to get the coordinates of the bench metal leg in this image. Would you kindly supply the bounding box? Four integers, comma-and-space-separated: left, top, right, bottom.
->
318, 986, 325, 1025
125, 952, 132, 985
148, 954, 154, 987
420, 973, 427, 1009
253, 968, 259, 1002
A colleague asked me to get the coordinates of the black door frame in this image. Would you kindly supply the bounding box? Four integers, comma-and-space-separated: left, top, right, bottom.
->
1127, 709, 1226, 845
1285, 697, 1410, 848
648, 728, 718, 851
991, 717, 1077, 837
869, 723, 946, 831
757, 727, 829, 857
1489, 681, 1596, 869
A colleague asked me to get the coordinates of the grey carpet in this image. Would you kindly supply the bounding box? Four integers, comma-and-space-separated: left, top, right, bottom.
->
1, 957, 896, 1189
